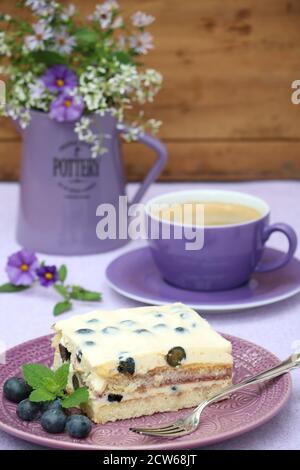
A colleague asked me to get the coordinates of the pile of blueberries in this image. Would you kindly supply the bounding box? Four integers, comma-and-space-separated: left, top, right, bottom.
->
3, 377, 92, 439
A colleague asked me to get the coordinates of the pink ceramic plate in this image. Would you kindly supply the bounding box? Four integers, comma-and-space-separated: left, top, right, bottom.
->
0, 334, 291, 450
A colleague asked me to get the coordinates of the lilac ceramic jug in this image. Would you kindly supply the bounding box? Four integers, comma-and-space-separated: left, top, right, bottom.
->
16, 110, 167, 255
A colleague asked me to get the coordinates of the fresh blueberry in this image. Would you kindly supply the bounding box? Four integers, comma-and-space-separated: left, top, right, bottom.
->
3, 377, 32, 403
72, 374, 80, 390
133, 329, 152, 335
101, 326, 119, 335
59, 344, 71, 362
166, 346, 186, 367
174, 327, 188, 334
86, 318, 99, 324
84, 341, 96, 346
41, 399, 62, 413
107, 393, 123, 403
76, 350, 82, 363
16, 399, 40, 421
66, 414, 92, 439
119, 320, 136, 327
41, 409, 67, 434
117, 357, 135, 375
154, 313, 164, 318
180, 312, 190, 319
153, 323, 167, 329
75, 328, 95, 335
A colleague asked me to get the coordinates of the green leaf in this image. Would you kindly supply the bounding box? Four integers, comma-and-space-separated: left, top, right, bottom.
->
75, 28, 98, 46
113, 51, 134, 65
58, 265, 67, 283
42, 377, 61, 394
29, 388, 56, 403
53, 300, 72, 316
28, 50, 67, 66
70, 285, 102, 302
61, 387, 89, 409
54, 284, 69, 299
22, 363, 55, 390
54, 363, 70, 391
0, 283, 30, 293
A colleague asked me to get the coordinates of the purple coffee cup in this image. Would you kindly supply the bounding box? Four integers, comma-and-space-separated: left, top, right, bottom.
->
145, 190, 298, 291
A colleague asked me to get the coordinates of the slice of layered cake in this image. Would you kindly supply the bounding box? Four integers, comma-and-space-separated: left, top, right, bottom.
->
52, 303, 232, 424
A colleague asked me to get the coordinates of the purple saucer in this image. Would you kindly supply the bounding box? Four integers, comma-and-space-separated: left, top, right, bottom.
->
106, 247, 300, 312
0, 334, 291, 450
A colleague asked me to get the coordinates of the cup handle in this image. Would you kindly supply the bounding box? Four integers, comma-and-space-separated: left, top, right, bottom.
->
255, 223, 298, 273
117, 125, 168, 204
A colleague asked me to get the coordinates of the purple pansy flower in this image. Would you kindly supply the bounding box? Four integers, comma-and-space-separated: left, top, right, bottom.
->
36, 265, 58, 287
42, 65, 77, 93
50, 92, 84, 122
5, 249, 38, 286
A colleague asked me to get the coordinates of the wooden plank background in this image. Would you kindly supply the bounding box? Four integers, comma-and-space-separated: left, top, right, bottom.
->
0, 0, 300, 181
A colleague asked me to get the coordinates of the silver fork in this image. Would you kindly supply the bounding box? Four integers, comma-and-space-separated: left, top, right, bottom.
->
130, 352, 300, 438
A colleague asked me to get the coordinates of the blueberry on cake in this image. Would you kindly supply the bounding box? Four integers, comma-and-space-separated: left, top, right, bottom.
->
52, 303, 232, 424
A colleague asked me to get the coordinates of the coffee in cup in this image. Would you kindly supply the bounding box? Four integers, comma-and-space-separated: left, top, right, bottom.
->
145, 190, 298, 291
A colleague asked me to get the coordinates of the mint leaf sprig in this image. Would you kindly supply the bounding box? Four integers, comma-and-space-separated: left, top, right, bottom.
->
22, 363, 89, 409
53, 264, 102, 316
0, 249, 102, 317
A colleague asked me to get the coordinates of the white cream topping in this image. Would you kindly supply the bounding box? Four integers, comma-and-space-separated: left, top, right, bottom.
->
53, 303, 232, 378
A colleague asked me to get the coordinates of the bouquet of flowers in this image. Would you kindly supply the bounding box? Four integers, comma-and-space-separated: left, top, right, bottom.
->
0, 0, 162, 157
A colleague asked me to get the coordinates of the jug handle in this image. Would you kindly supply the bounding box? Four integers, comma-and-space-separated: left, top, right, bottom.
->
117, 124, 168, 205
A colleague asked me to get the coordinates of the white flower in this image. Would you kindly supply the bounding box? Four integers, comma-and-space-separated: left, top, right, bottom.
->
38, 4, 57, 19
117, 35, 126, 50
142, 68, 163, 88
75, 117, 94, 142
19, 108, 31, 129
25, 0, 58, 17
129, 32, 153, 54
54, 28, 76, 54
75, 116, 109, 158
131, 11, 155, 28
61, 4, 76, 21
79, 67, 108, 112
108, 64, 140, 95
0, 32, 10, 56
147, 118, 162, 134
7, 105, 31, 129
24, 21, 52, 51
28, 80, 46, 100
119, 124, 140, 142
94, 4, 113, 29
25, 0, 46, 10
25, 1, 58, 19
111, 16, 123, 29
103, 0, 119, 10
7, 71, 52, 119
